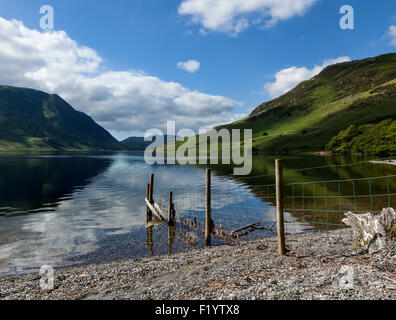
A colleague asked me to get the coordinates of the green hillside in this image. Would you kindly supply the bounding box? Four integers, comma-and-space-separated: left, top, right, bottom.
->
218, 53, 396, 154
0, 86, 124, 152
327, 119, 396, 155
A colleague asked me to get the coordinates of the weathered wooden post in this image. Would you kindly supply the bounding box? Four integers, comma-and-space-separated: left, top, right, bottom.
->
169, 191, 175, 226
146, 183, 152, 221
146, 225, 154, 256
146, 180, 153, 256
148, 173, 155, 220
168, 192, 176, 255
149, 174, 155, 204
168, 192, 175, 255
168, 224, 176, 255
276, 159, 286, 255
205, 168, 212, 246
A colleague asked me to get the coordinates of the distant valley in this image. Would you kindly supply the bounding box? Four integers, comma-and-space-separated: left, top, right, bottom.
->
121, 135, 176, 151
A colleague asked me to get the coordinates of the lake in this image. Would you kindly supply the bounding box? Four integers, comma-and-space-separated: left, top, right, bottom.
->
1, 153, 395, 278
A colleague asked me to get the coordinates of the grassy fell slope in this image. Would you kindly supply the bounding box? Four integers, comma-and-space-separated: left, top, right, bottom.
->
218, 53, 396, 154
327, 119, 396, 155
0, 86, 124, 152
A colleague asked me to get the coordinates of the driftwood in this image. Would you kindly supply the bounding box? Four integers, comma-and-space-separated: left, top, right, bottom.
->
230, 222, 265, 238
145, 198, 167, 222
269, 221, 277, 232
145, 219, 164, 229
343, 208, 396, 251
154, 202, 168, 221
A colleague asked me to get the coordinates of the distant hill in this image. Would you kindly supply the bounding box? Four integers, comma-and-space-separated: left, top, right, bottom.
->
0, 86, 124, 152
217, 53, 396, 154
121, 135, 176, 151
121, 137, 151, 151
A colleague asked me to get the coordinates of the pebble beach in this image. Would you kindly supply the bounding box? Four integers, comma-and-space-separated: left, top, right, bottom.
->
0, 229, 395, 300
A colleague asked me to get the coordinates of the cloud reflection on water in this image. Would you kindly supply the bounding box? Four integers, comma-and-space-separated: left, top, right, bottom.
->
0, 154, 304, 278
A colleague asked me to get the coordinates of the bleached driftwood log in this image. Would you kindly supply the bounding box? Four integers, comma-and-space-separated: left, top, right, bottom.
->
343, 208, 396, 250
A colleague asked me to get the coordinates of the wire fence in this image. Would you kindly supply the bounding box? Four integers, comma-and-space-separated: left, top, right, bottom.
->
154, 174, 396, 241
144, 156, 396, 261
152, 157, 396, 250
251, 174, 396, 232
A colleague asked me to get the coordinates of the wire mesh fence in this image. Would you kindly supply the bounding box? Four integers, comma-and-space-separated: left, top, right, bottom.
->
253, 174, 396, 234
152, 171, 396, 250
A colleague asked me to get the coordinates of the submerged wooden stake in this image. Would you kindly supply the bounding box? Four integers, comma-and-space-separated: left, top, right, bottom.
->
205, 168, 212, 246
149, 174, 154, 204
146, 183, 152, 221
147, 174, 155, 222
169, 192, 175, 226
276, 159, 286, 255
168, 224, 176, 255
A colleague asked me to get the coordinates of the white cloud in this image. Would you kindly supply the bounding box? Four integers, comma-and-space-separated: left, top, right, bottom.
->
264, 56, 351, 98
0, 18, 240, 138
178, 0, 318, 36
199, 28, 208, 36
384, 25, 396, 47
177, 59, 201, 73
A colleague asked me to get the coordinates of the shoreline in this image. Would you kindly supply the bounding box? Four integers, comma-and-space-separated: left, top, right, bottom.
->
1, 229, 395, 300
370, 160, 396, 166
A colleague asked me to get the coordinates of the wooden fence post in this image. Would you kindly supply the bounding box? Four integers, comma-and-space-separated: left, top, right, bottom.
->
146, 183, 152, 221
276, 159, 286, 255
147, 174, 155, 222
169, 191, 175, 226
146, 225, 154, 256
205, 168, 212, 246
168, 224, 176, 255
149, 174, 155, 204
168, 192, 175, 255
146, 175, 154, 255
168, 192, 176, 254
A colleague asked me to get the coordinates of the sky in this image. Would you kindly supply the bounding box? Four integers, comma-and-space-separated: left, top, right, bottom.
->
0, 0, 395, 140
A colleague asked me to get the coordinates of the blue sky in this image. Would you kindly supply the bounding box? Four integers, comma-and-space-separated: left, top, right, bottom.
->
0, 0, 395, 140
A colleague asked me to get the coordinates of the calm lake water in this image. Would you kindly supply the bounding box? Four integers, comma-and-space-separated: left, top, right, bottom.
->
0, 153, 395, 278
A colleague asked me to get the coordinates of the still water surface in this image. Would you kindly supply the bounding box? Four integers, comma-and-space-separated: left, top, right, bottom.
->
0, 153, 395, 278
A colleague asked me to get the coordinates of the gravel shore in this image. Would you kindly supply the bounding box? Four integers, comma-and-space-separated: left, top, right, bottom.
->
0, 229, 395, 300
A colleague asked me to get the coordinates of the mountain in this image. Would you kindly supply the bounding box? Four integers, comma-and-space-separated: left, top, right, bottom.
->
0, 86, 124, 152
121, 137, 152, 151
217, 53, 396, 154
121, 135, 176, 151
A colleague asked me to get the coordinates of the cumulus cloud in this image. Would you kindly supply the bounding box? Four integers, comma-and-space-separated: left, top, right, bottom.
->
384, 25, 396, 47
264, 56, 351, 98
0, 18, 240, 137
178, 0, 318, 36
177, 59, 201, 73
